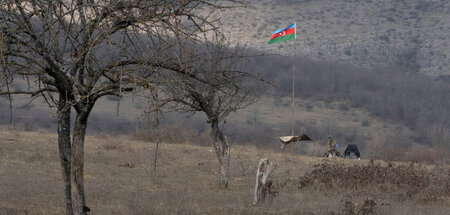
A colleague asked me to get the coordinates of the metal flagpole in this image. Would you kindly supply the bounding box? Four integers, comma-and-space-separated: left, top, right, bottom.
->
291, 22, 296, 136
291, 52, 295, 136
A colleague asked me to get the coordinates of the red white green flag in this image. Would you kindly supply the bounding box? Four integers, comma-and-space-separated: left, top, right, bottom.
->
268, 23, 296, 44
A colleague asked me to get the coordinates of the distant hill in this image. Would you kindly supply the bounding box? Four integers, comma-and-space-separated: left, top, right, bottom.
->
1, 0, 449, 156
218, 0, 450, 78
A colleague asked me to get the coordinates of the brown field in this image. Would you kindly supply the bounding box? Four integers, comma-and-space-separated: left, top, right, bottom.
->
1, 130, 449, 215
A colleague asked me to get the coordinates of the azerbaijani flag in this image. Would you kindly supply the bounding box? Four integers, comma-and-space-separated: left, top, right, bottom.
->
268, 23, 296, 44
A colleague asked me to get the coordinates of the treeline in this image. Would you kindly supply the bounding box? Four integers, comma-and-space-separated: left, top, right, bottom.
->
0, 100, 137, 135
251, 54, 450, 150
2, 52, 449, 158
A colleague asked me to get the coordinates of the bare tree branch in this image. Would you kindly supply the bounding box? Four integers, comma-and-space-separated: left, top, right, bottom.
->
1, 0, 251, 212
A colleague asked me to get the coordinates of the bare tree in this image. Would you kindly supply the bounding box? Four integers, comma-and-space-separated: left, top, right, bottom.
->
150, 32, 264, 188
0, 0, 244, 214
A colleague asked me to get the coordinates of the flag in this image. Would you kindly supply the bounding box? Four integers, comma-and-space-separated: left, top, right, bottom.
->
268, 23, 296, 44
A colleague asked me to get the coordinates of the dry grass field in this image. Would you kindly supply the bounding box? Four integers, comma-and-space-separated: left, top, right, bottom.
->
1, 130, 449, 215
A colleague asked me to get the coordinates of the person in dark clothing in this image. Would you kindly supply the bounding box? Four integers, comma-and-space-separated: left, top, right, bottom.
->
344, 144, 360, 159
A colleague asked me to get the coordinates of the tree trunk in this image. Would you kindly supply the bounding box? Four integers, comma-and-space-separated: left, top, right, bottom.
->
219, 149, 230, 189
71, 110, 91, 215
57, 94, 73, 215
211, 119, 230, 189
253, 158, 275, 205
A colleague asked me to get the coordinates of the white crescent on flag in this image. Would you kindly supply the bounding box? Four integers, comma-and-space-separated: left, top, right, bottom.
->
268, 23, 296, 44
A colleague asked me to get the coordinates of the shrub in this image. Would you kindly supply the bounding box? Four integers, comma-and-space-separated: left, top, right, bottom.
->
404, 145, 448, 164
280, 161, 450, 199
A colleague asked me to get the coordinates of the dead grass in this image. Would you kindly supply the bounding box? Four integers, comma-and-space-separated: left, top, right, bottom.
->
280, 160, 450, 203
0, 130, 449, 214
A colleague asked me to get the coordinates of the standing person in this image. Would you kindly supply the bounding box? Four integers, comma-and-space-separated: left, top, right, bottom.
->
327, 136, 336, 157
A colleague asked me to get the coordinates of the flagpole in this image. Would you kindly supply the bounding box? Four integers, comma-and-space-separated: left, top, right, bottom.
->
292, 48, 296, 136
291, 23, 296, 136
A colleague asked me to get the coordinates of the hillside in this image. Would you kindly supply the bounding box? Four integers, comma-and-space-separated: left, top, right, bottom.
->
1, 0, 449, 162
1, 130, 449, 214
219, 0, 450, 78
2, 62, 449, 160
0, 89, 420, 159
1, 2, 450, 215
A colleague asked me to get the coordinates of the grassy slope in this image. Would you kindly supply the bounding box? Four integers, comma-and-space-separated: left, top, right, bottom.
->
226, 97, 410, 139
1, 130, 448, 214
220, 0, 450, 77
2, 88, 413, 154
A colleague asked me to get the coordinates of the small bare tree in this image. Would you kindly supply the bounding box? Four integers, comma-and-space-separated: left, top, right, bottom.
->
0, 0, 244, 214
150, 32, 264, 188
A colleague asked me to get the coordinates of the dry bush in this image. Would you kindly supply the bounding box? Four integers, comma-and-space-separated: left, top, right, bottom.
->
404, 145, 448, 164
118, 162, 135, 168
368, 140, 449, 165
280, 161, 450, 200
366, 137, 406, 162
343, 197, 379, 215
95, 133, 127, 151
